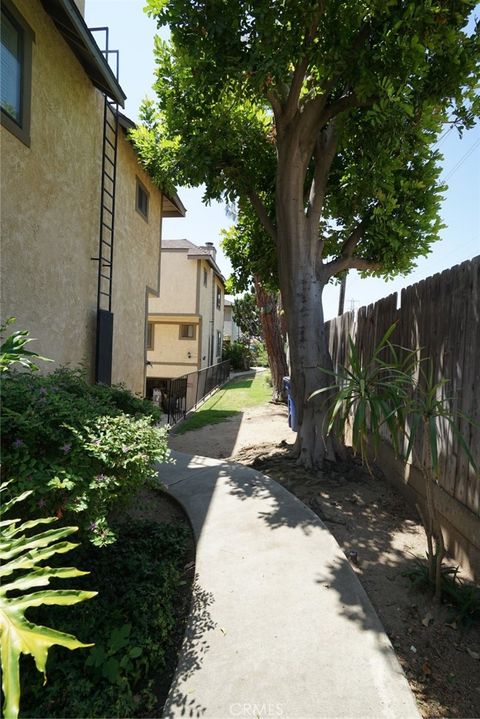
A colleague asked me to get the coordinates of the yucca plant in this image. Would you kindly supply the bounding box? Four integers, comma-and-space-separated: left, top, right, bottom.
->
403, 361, 478, 602
0, 481, 96, 719
312, 323, 478, 603
311, 322, 414, 471
0, 318, 52, 374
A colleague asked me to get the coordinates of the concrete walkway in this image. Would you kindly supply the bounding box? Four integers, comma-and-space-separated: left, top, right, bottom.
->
157, 452, 420, 719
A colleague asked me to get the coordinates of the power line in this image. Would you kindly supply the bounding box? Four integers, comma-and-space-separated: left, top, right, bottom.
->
444, 137, 480, 181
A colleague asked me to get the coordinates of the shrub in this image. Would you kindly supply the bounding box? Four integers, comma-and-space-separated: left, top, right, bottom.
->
21, 520, 190, 718
222, 339, 252, 370
1, 368, 169, 546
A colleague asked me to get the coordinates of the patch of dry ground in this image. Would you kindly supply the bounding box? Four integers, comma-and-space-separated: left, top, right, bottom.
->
170, 402, 480, 719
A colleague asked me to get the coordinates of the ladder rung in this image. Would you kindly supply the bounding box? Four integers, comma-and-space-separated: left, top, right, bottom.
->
105, 137, 116, 151
104, 155, 115, 168
104, 171, 114, 184
103, 187, 114, 200
100, 273, 111, 281
102, 221, 113, 231
102, 205, 113, 215
106, 119, 117, 133
99, 290, 110, 297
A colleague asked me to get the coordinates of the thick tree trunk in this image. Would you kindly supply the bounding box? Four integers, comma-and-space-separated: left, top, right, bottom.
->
253, 276, 288, 402
273, 131, 336, 468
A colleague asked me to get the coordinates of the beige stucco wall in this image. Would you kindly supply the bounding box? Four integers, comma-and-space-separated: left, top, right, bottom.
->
1, 0, 102, 377
198, 259, 213, 367
149, 250, 197, 314
146, 317, 199, 378
110, 132, 164, 395
213, 276, 224, 360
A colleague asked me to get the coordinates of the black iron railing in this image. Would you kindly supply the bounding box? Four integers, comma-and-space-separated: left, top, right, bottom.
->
150, 360, 231, 425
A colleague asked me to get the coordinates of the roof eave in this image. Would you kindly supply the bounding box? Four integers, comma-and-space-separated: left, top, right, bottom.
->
41, 0, 126, 107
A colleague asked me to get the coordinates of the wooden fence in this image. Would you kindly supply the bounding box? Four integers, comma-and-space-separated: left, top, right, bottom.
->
325, 256, 480, 577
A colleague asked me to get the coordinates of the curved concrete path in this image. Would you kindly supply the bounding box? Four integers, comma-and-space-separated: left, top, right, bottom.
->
157, 451, 420, 719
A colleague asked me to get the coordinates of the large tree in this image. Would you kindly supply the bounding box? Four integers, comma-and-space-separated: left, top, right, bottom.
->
142, 0, 479, 467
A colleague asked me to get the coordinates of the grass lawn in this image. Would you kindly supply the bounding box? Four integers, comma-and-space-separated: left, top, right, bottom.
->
175, 372, 271, 434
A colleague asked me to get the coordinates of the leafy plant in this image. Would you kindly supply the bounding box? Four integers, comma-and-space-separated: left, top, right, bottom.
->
311, 323, 414, 470
0, 481, 96, 719
22, 520, 191, 718
312, 323, 479, 602
1, 368, 169, 545
404, 558, 480, 627
0, 318, 51, 374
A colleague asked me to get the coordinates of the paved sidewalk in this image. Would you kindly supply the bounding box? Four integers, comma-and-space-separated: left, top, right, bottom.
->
157, 451, 420, 719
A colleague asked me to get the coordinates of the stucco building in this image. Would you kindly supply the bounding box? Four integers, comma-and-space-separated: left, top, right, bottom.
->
223, 298, 241, 342
0, 0, 184, 395
146, 239, 225, 390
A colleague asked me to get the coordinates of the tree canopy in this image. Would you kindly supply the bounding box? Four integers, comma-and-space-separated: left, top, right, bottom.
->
139, 0, 479, 466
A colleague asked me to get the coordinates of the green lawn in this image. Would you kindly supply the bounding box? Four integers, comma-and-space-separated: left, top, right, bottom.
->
175, 372, 271, 434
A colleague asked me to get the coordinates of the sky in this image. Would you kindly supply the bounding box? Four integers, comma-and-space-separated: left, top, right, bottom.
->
85, 0, 479, 320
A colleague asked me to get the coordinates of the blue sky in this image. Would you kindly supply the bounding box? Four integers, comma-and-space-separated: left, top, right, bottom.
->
85, 0, 479, 320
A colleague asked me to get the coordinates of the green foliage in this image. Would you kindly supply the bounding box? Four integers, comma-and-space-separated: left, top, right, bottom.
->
0, 482, 96, 719
404, 558, 480, 627
311, 323, 413, 468
143, 0, 479, 278
251, 339, 269, 368
1, 368, 168, 546
231, 292, 261, 338
21, 520, 190, 718
222, 339, 253, 371
0, 318, 51, 374
314, 322, 478, 600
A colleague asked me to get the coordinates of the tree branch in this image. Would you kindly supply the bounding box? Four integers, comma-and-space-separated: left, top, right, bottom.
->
246, 190, 277, 243
324, 255, 379, 278
340, 217, 369, 257
306, 123, 337, 229
319, 91, 366, 126
283, 4, 325, 126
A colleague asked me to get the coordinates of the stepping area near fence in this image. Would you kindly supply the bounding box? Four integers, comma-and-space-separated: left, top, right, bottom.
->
156, 451, 420, 719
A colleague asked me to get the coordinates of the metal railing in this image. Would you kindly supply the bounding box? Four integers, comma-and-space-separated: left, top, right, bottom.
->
151, 360, 231, 425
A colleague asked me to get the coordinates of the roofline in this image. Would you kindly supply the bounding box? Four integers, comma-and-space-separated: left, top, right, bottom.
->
118, 112, 186, 217
41, 0, 126, 107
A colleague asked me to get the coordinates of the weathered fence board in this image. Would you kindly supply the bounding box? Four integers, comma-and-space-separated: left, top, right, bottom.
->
325, 256, 480, 574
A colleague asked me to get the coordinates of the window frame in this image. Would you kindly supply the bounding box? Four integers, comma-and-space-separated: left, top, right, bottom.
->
216, 284, 222, 310
146, 322, 154, 350
216, 330, 222, 358
135, 177, 149, 221
179, 323, 196, 340
1, 0, 34, 147
203, 267, 208, 287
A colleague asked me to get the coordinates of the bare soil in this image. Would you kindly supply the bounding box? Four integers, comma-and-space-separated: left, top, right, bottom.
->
170, 402, 480, 719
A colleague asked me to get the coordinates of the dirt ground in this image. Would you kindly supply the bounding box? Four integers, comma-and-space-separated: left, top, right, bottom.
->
170, 402, 480, 719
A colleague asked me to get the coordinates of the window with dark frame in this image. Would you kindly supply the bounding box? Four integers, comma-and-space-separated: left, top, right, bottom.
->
216, 330, 222, 357
203, 267, 208, 287
136, 178, 149, 220
216, 285, 222, 310
146, 322, 154, 350
179, 324, 196, 340
0, 1, 34, 146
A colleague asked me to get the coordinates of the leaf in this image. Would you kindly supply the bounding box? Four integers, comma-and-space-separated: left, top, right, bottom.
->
0, 502, 96, 719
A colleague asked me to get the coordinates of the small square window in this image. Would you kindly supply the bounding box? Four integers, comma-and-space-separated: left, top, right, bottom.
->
136, 178, 149, 220
146, 322, 154, 350
1, 1, 34, 146
179, 324, 196, 340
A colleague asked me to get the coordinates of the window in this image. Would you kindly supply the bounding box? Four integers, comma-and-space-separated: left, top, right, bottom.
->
179, 324, 196, 340
1, 1, 34, 146
216, 285, 222, 310
203, 268, 208, 287
136, 178, 149, 220
216, 330, 222, 358
146, 322, 154, 350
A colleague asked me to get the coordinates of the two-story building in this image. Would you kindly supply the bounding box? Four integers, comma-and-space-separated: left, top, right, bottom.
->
0, 0, 184, 395
146, 239, 225, 393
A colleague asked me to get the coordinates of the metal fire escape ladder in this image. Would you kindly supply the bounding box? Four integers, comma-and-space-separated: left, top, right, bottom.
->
89, 27, 119, 384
